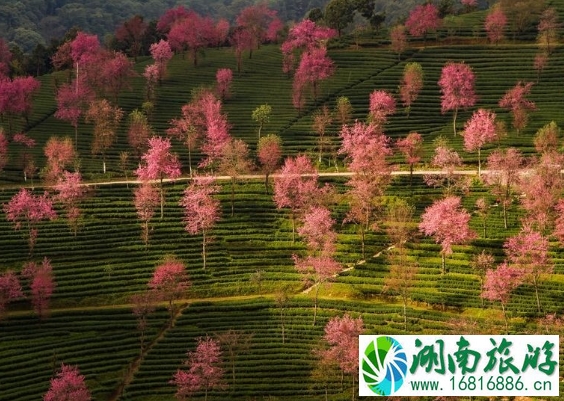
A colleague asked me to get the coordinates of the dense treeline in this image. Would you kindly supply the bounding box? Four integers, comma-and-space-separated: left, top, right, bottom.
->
0, 0, 329, 53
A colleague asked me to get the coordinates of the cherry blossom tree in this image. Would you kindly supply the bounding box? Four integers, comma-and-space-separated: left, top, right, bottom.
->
168, 12, 215, 67
23, 257, 55, 319
4, 189, 57, 254
216, 68, 233, 101
419, 196, 476, 273
257, 134, 282, 194
0, 130, 8, 177
55, 79, 93, 150
149, 40, 173, 83
44, 364, 90, 401
483, 148, 524, 229
538, 7, 559, 55
405, 4, 441, 44
384, 200, 417, 330
212, 19, 230, 48
519, 153, 564, 232
179, 177, 221, 269
136, 137, 181, 219
252, 104, 272, 141
475, 197, 490, 238
462, 109, 497, 176
236, 3, 278, 56
199, 92, 231, 168
167, 102, 203, 176
149, 258, 190, 322
273, 155, 323, 242
390, 25, 407, 60
471, 250, 495, 305
368, 90, 396, 126
553, 199, 564, 246
54, 171, 85, 236
85, 99, 124, 174
334, 96, 353, 127
157, 6, 190, 34
399, 63, 424, 117
218, 139, 253, 216
534, 121, 559, 154
293, 47, 335, 106
0, 271, 23, 319
230, 27, 254, 74
481, 262, 523, 333
485, 5, 507, 45
43, 137, 76, 184
499, 81, 536, 134
215, 329, 253, 384
134, 183, 159, 249
294, 254, 342, 326
320, 314, 364, 399
312, 106, 333, 163
298, 206, 337, 255
171, 336, 226, 401
534, 53, 548, 83
281, 19, 336, 75
115, 15, 148, 61
128, 109, 153, 157
396, 132, 423, 189
424, 141, 467, 195
438, 62, 477, 136
0, 76, 41, 133
131, 290, 156, 352
267, 18, 284, 43
340, 122, 393, 257
505, 226, 552, 313
143, 64, 159, 101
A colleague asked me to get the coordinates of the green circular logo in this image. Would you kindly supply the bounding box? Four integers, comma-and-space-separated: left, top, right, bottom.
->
362, 336, 408, 396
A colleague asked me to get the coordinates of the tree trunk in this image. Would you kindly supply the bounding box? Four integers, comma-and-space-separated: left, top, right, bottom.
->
258, 123, 262, 141
503, 199, 508, 229
202, 231, 207, 270
313, 284, 320, 326
441, 253, 446, 275
160, 177, 164, 220
483, 217, 487, 239
264, 173, 269, 194
231, 177, 235, 217
534, 276, 542, 314
187, 140, 193, 177
403, 297, 408, 332
501, 302, 508, 334
409, 163, 414, 193
478, 147, 481, 176
103, 156, 107, 174
360, 225, 366, 260
453, 107, 458, 136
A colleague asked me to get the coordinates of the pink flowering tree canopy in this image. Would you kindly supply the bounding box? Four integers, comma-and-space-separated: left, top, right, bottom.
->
504, 226, 552, 313
405, 4, 441, 39
499, 81, 536, 133
149, 258, 190, 320
136, 136, 181, 219
485, 6, 507, 44
134, 183, 159, 249
438, 62, 477, 136
171, 336, 226, 400
419, 196, 476, 273
462, 109, 497, 175
23, 257, 55, 319
368, 90, 396, 126
44, 136, 76, 184
0, 271, 23, 319
321, 314, 364, 375
54, 171, 85, 236
390, 25, 407, 60
216, 68, 233, 101
397, 132, 423, 187
4, 188, 57, 254
150, 40, 173, 82
179, 176, 221, 270
44, 364, 91, 401
481, 262, 523, 332
257, 134, 282, 194
399, 62, 424, 116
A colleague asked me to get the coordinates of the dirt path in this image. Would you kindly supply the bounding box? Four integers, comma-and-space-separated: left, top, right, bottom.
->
108, 304, 187, 401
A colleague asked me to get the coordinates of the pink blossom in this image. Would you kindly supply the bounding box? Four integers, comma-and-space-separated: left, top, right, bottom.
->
44, 364, 90, 401
0, 271, 23, 318
320, 314, 363, 374
136, 137, 181, 181
134, 183, 159, 247
70, 32, 100, 65
485, 6, 507, 44
149, 259, 190, 315
390, 25, 407, 57
499, 82, 536, 132
298, 207, 337, 256
12, 133, 36, 148
439, 62, 477, 135
481, 262, 523, 305
369, 90, 396, 125
396, 132, 423, 166
216, 68, 233, 100
23, 257, 55, 318
405, 4, 441, 38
